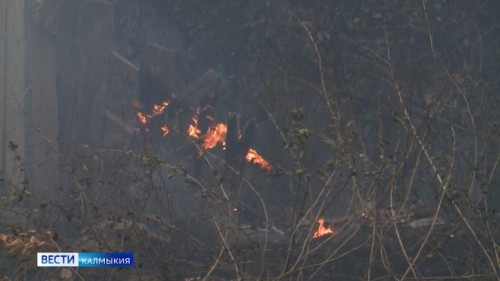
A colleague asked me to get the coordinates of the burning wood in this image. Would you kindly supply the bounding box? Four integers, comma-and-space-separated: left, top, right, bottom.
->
313, 218, 335, 238
245, 148, 272, 171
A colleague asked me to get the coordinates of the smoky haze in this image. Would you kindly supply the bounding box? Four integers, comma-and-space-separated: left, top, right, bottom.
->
0, 0, 499, 280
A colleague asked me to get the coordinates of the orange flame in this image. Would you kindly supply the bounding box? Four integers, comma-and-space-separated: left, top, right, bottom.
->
152, 101, 169, 115
136, 112, 148, 124
313, 218, 335, 238
186, 108, 226, 149
187, 112, 201, 138
245, 148, 272, 171
160, 124, 169, 136
202, 123, 227, 149
134, 100, 170, 125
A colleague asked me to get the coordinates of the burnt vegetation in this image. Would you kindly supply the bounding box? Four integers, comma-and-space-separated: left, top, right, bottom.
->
1, 0, 499, 280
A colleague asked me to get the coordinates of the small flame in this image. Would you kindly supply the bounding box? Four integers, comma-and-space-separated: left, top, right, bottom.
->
245, 148, 272, 171
160, 124, 169, 136
187, 113, 201, 138
313, 218, 335, 238
134, 100, 170, 125
136, 112, 148, 124
152, 100, 169, 115
202, 123, 227, 149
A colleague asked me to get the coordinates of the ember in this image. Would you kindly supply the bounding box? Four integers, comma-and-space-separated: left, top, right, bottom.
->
313, 218, 335, 238
245, 148, 272, 171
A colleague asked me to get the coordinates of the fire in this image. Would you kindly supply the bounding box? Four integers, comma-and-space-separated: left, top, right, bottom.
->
160, 124, 169, 136
134, 102, 274, 173
134, 100, 170, 125
187, 113, 201, 138
152, 100, 169, 115
136, 112, 148, 124
201, 123, 227, 149
186, 107, 226, 149
245, 148, 272, 171
313, 218, 335, 238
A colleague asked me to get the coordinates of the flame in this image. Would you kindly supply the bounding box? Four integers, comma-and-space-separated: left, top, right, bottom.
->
160, 124, 169, 136
132, 101, 275, 174
134, 100, 170, 125
245, 148, 272, 171
187, 112, 201, 138
136, 112, 148, 124
186, 108, 226, 149
152, 100, 169, 115
313, 218, 335, 238
202, 123, 227, 149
